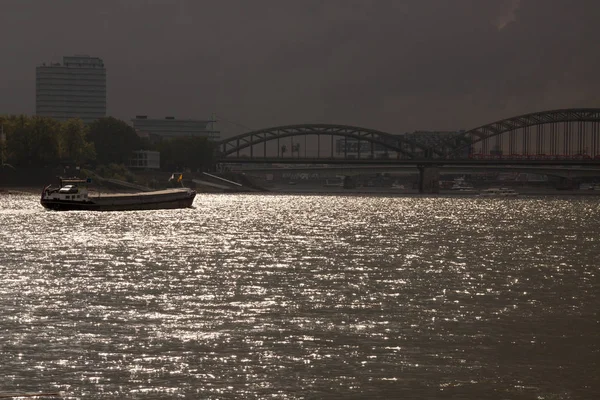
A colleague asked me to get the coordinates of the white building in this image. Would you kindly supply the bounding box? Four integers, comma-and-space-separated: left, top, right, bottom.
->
132, 116, 220, 141
36, 55, 106, 123
129, 150, 160, 169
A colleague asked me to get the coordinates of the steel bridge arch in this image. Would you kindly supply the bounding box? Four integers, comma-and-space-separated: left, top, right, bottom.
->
216, 124, 430, 159
445, 108, 600, 156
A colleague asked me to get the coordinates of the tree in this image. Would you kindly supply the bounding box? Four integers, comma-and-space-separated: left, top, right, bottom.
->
59, 119, 96, 164
156, 136, 216, 171
88, 117, 141, 165
2, 115, 61, 167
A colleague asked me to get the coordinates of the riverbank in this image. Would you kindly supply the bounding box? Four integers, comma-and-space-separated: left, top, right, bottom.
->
263, 182, 600, 196
0, 187, 41, 195
0, 186, 131, 196
3, 185, 600, 197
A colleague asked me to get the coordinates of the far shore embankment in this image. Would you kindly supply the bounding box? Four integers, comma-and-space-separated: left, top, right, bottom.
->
3, 184, 600, 197
0, 187, 42, 195
3, 166, 599, 197
0, 186, 125, 196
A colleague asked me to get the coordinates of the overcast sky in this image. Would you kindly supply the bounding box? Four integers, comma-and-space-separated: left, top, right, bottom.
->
1, 0, 599, 137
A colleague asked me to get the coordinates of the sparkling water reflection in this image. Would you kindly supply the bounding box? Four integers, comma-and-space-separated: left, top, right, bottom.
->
0, 193, 599, 399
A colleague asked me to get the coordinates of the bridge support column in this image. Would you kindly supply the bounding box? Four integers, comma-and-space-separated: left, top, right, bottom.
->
342, 175, 356, 189
418, 165, 440, 194
556, 176, 576, 190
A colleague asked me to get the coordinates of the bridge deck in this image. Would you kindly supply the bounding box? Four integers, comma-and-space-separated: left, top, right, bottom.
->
218, 157, 600, 166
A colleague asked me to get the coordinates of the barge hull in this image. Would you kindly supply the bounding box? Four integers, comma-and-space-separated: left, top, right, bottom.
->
41, 188, 196, 211
41, 196, 195, 211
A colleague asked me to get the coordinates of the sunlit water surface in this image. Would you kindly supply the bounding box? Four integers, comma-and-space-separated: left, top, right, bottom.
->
0, 193, 598, 399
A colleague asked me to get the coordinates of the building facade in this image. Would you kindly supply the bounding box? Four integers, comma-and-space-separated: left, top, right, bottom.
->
401, 130, 469, 157
129, 150, 160, 169
132, 116, 220, 141
335, 138, 390, 158
335, 130, 469, 158
36, 55, 106, 123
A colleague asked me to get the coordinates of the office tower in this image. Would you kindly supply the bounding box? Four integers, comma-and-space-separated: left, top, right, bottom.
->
36, 55, 106, 123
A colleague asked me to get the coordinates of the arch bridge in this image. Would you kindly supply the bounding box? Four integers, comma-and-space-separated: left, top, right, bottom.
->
216, 124, 430, 160
443, 108, 600, 160
214, 108, 600, 193
216, 109, 600, 162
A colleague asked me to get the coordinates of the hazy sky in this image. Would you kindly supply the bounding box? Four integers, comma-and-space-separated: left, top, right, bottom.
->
1, 0, 599, 137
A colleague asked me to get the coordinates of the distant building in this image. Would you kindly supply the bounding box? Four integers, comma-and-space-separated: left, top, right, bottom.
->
335, 139, 391, 158
36, 55, 106, 123
129, 150, 160, 169
334, 130, 468, 158
132, 116, 220, 141
401, 130, 469, 157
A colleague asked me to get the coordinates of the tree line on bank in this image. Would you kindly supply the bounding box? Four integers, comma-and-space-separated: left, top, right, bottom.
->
0, 115, 216, 172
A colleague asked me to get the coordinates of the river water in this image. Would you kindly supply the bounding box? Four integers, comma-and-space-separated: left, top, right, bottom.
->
0, 193, 598, 399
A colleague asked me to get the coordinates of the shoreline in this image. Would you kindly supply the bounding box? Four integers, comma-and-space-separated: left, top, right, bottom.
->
2, 185, 600, 197
0, 187, 42, 195
0, 186, 125, 196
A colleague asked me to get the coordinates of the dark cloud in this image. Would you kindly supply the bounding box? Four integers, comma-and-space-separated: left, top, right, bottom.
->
1, 0, 599, 136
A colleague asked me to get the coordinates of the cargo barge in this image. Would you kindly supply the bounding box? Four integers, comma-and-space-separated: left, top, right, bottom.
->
40, 178, 196, 211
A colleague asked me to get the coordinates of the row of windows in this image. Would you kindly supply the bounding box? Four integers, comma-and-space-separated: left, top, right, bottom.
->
37, 101, 106, 106
37, 74, 105, 79
36, 85, 106, 90
62, 64, 104, 69
37, 113, 107, 119
150, 132, 220, 140
37, 113, 106, 119
37, 79, 106, 84
37, 72, 106, 77
37, 111, 107, 117
37, 95, 106, 101
37, 83, 106, 90
157, 131, 218, 136
35, 103, 106, 112
131, 157, 159, 162
37, 89, 106, 94
35, 74, 106, 81
37, 112, 106, 119
64, 194, 86, 200
134, 128, 213, 134
134, 124, 211, 130
37, 106, 106, 112
36, 69, 106, 76
37, 97, 106, 103
36, 78, 106, 84
139, 132, 219, 139
37, 97, 106, 102
37, 93, 106, 98
37, 103, 106, 109
36, 77, 105, 84
37, 94, 105, 99
37, 86, 106, 91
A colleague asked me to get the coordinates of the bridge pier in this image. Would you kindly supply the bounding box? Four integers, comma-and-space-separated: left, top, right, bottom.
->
342, 175, 356, 189
418, 165, 440, 194
556, 176, 577, 190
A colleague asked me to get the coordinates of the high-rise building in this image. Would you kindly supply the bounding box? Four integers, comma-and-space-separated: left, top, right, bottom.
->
36, 55, 106, 123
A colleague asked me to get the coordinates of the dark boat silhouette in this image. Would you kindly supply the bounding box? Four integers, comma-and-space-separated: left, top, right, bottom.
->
40, 178, 196, 211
